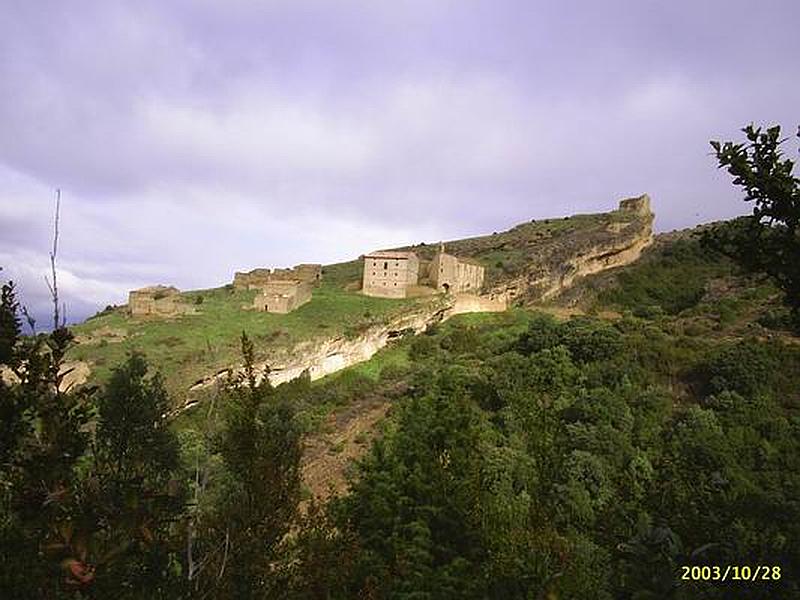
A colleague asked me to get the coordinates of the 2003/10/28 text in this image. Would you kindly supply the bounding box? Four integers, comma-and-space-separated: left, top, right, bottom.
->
681, 565, 782, 582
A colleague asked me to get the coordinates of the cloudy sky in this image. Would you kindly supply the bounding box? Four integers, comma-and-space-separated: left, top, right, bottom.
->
1, 0, 798, 326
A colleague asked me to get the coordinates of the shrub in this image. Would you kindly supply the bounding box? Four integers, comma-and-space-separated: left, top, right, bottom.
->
706, 340, 781, 397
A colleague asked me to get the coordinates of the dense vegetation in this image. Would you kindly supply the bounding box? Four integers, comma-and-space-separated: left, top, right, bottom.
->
3, 250, 799, 597
2, 138, 798, 596
703, 123, 800, 326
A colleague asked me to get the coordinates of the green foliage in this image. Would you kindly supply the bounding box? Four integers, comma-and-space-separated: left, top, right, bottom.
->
287, 309, 800, 598
705, 339, 781, 396
79, 352, 186, 597
705, 123, 800, 323
0, 280, 21, 365
189, 332, 303, 597
598, 239, 731, 315
0, 278, 184, 598
5, 241, 800, 598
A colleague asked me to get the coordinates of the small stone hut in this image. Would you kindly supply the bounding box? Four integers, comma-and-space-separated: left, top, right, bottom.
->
253, 280, 313, 314
128, 285, 191, 317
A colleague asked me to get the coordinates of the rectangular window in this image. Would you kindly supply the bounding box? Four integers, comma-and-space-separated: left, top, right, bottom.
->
384, 262, 388, 270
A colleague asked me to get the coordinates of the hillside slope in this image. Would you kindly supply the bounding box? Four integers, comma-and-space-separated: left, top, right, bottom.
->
66, 196, 654, 405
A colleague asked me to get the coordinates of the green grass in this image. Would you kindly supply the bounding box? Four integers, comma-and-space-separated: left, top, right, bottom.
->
345, 342, 412, 381
69, 278, 429, 399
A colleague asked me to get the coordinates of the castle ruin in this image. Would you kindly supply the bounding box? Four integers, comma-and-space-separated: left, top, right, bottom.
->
252, 279, 313, 314
233, 263, 321, 290
361, 245, 485, 298
128, 286, 193, 317
361, 251, 420, 298
234, 263, 321, 314
429, 243, 485, 294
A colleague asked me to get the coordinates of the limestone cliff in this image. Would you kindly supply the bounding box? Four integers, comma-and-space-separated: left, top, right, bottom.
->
491, 196, 654, 304
184, 292, 507, 407
398, 194, 654, 306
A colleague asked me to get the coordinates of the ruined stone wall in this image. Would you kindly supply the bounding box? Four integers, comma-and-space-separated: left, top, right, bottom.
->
449, 293, 507, 315
293, 264, 322, 285
455, 261, 484, 293
233, 268, 272, 290
618, 194, 651, 216
235, 264, 322, 290
129, 286, 191, 317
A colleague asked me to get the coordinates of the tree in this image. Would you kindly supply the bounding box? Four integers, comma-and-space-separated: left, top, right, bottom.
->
82, 352, 185, 597
0, 277, 94, 597
192, 332, 302, 597
704, 124, 800, 322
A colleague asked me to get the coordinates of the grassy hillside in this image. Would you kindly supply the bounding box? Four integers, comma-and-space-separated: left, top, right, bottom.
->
9, 220, 800, 597
239, 273, 800, 597
67, 205, 640, 399
68, 270, 426, 395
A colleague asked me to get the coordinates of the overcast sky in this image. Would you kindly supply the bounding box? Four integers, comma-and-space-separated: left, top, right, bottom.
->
2, 0, 798, 326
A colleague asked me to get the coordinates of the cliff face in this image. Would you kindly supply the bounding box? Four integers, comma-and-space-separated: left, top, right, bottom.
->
178, 196, 654, 407
482, 195, 654, 304
184, 292, 508, 407
75, 196, 654, 410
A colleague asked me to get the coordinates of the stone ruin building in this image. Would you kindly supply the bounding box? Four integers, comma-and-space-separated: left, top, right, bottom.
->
430, 243, 485, 294
233, 263, 321, 314
128, 285, 192, 317
361, 245, 485, 298
252, 280, 313, 314
362, 251, 420, 298
233, 263, 321, 290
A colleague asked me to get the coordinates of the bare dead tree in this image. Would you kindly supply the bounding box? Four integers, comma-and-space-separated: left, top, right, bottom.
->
43, 188, 62, 330
20, 306, 36, 335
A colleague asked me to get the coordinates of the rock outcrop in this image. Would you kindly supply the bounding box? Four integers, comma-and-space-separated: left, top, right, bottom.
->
183, 196, 654, 407
485, 195, 654, 304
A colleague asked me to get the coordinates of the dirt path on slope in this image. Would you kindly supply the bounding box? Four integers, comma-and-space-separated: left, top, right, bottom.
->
300, 394, 393, 506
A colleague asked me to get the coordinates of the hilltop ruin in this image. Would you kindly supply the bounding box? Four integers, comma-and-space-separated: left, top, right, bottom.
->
128, 285, 193, 317
234, 263, 321, 314
361, 251, 420, 298
361, 245, 487, 298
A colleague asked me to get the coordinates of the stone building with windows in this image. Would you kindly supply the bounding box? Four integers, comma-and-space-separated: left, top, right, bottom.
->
430, 243, 484, 294
361, 251, 420, 298
252, 279, 313, 314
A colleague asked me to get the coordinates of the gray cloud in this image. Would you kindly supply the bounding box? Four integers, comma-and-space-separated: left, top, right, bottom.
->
1, 0, 798, 326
